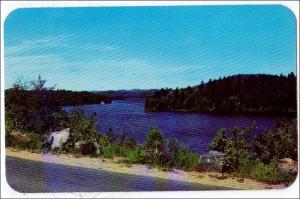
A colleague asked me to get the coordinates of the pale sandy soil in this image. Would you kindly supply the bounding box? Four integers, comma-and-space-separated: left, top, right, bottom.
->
6, 148, 285, 190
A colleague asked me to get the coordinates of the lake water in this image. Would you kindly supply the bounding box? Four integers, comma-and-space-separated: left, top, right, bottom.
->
64, 99, 276, 153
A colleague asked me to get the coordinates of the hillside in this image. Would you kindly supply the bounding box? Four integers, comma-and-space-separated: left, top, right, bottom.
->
145, 73, 296, 117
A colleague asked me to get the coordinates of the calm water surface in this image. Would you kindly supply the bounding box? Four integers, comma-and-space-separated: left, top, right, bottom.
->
64, 99, 276, 153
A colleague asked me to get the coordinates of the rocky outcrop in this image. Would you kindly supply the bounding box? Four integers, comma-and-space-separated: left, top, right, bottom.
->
278, 158, 298, 175
199, 150, 225, 165
198, 151, 225, 171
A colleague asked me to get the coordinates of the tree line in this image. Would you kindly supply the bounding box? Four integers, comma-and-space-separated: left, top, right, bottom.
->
145, 73, 296, 117
5, 75, 111, 133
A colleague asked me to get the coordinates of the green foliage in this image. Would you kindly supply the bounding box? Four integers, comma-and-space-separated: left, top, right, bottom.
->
249, 160, 283, 183
167, 138, 199, 169
118, 132, 137, 149
5, 75, 61, 134
100, 144, 119, 159
225, 124, 256, 171
145, 74, 296, 117
5, 75, 111, 134
208, 124, 256, 172
208, 128, 227, 152
175, 151, 199, 170
144, 128, 165, 155
254, 119, 297, 163
209, 120, 297, 183
143, 128, 166, 165
126, 146, 145, 163
5, 117, 23, 134
63, 108, 100, 153
26, 133, 45, 152
234, 159, 289, 184
6, 130, 44, 152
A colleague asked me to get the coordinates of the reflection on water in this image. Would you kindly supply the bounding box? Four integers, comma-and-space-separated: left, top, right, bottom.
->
64, 99, 276, 153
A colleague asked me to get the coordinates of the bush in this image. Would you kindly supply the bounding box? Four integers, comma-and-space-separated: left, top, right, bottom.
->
5, 75, 61, 134
208, 124, 256, 172
119, 133, 137, 149
167, 138, 199, 170
144, 128, 165, 161
63, 108, 100, 153
234, 159, 290, 184
26, 132, 45, 152
254, 119, 297, 163
5, 117, 23, 134
101, 144, 120, 159
249, 160, 284, 183
209, 119, 297, 183
6, 131, 31, 149
6, 130, 44, 152
208, 128, 227, 152
126, 146, 145, 163
176, 152, 199, 170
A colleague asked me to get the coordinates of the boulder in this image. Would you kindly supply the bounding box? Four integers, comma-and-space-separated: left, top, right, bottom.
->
278, 158, 298, 175
75, 141, 85, 150
198, 151, 225, 171
75, 140, 100, 155
47, 128, 70, 150
199, 150, 225, 165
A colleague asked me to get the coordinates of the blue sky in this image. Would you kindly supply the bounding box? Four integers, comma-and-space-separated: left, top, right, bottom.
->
4, 5, 296, 91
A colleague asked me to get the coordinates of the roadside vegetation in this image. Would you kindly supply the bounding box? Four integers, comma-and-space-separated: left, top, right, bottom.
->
5, 75, 298, 185
208, 120, 297, 184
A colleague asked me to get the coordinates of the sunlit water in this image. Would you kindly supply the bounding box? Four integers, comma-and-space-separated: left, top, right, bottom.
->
63, 99, 276, 153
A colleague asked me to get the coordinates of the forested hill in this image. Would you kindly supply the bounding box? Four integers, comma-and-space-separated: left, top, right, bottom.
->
5, 89, 112, 106
145, 73, 297, 117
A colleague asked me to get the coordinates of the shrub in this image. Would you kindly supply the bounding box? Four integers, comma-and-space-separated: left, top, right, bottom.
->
101, 144, 119, 159
106, 127, 118, 144
143, 128, 171, 168
6, 130, 44, 152
209, 119, 297, 184
167, 138, 199, 170
208, 128, 227, 152
234, 159, 290, 184
26, 132, 45, 152
5, 117, 23, 134
176, 152, 199, 170
254, 119, 297, 163
126, 146, 145, 163
119, 133, 137, 149
5, 75, 61, 134
144, 128, 165, 158
63, 108, 100, 153
250, 160, 279, 182
6, 131, 31, 149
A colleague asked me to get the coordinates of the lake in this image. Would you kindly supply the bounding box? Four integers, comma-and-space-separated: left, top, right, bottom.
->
64, 99, 276, 153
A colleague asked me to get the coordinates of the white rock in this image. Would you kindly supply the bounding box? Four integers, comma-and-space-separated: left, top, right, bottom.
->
48, 128, 70, 150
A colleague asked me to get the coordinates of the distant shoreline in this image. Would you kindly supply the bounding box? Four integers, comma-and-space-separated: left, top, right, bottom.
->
5, 148, 285, 190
